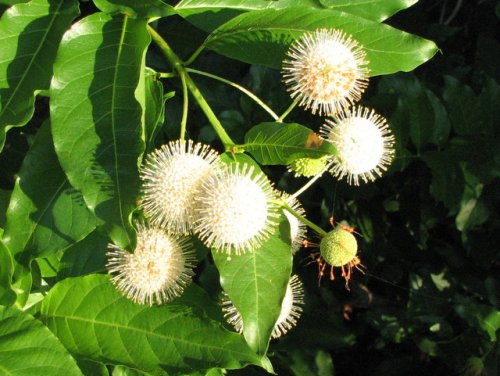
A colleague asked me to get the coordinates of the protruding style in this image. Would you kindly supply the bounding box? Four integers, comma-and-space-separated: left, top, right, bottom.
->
282, 28, 369, 116
106, 224, 196, 305
193, 163, 279, 254
320, 106, 395, 185
139, 139, 220, 234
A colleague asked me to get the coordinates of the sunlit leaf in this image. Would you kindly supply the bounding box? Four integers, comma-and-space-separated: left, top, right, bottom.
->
0, 240, 15, 305
203, 7, 438, 76
93, 0, 175, 19
51, 13, 150, 248
0, 0, 79, 151
213, 214, 293, 354
244, 122, 336, 165
319, 0, 417, 22
41, 274, 268, 374
0, 305, 83, 375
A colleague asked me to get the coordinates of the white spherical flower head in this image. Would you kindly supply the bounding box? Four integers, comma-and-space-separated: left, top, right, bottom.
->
194, 163, 278, 255
106, 225, 196, 305
221, 275, 304, 339
139, 140, 219, 234
320, 106, 395, 185
281, 194, 307, 255
282, 28, 369, 116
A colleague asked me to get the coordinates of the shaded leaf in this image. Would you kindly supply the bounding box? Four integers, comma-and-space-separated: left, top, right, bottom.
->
442, 76, 482, 136
57, 230, 109, 280
203, 7, 438, 76
51, 13, 150, 248
0, 305, 83, 375
244, 122, 336, 165
213, 215, 293, 354
41, 274, 268, 374
144, 67, 166, 151
93, 0, 175, 19
0, 0, 79, 151
2, 122, 96, 281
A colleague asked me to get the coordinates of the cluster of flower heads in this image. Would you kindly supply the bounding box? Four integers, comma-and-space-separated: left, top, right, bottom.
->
106, 27, 399, 340
106, 138, 307, 337
283, 28, 395, 185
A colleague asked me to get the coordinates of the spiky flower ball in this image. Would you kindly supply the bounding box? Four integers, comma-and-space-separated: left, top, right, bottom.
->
288, 156, 330, 178
320, 106, 395, 185
281, 194, 307, 254
106, 225, 196, 305
139, 140, 219, 234
221, 275, 304, 338
193, 163, 279, 254
282, 28, 369, 116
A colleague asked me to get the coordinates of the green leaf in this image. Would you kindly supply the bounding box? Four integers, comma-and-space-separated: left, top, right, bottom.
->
442, 75, 482, 136
41, 274, 267, 374
144, 67, 166, 151
319, 0, 417, 22
0, 1, 30, 6
454, 295, 500, 341
203, 7, 438, 76
2, 122, 96, 280
51, 14, 150, 248
0, 188, 10, 229
93, 0, 175, 19
212, 214, 293, 354
0, 0, 79, 151
244, 122, 336, 165
0, 240, 16, 305
0, 305, 83, 375
176, 0, 322, 31
422, 150, 464, 212
57, 230, 109, 280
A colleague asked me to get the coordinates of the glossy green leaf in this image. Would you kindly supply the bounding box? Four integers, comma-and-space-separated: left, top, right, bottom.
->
0, 0, 79, 151
57, 230, 109, 280
0, 188, 10, 229
319, 0, 417, 22
177, 0, 416, 25
204, 7, 438, 76
41, 274, 267, 374
93, 0, 175, 19
2, 122, 96, 280
51, 14, 150, 248
0, 305, 83, 375
176, 0, 321, 31
0, 240, 16, 305
244, 122, 336, 165
0, 1, 30, 5
213, 214, 293, 354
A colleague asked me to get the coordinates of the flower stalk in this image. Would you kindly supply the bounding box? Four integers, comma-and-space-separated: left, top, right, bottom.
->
148, 26, 235, 148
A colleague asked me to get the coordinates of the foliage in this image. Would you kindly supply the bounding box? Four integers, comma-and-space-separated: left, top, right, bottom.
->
0, 0, 498, 375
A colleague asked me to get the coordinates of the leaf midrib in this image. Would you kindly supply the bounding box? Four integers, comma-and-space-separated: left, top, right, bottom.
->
110, 16, 130, 244
45, 313, 255, 359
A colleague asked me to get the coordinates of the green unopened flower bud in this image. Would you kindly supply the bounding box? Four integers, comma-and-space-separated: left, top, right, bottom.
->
320, 226, 357, 267
288, 156, 329, 177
